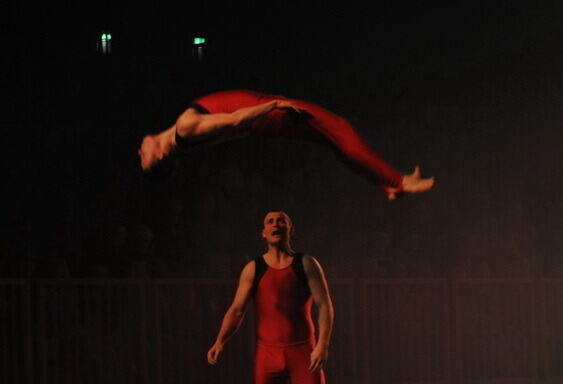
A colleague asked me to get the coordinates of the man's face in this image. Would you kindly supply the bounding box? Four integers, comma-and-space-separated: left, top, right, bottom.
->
138, 135, 160, 171
261, 211, 293, 244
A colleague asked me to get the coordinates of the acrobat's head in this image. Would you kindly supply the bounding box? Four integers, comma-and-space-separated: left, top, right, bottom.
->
261, 211, 295, 246
138, 134, 160, 171
137, 134, 178, 182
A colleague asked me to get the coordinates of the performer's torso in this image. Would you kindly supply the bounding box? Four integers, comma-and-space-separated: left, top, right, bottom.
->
254, 256, 315, 346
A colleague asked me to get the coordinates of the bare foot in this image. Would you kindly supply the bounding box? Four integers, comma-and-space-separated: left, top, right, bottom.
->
383, 166, 435, 200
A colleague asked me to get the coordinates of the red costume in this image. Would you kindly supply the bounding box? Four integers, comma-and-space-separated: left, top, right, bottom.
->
183, 89, 404, 189
252, 254, 325, 384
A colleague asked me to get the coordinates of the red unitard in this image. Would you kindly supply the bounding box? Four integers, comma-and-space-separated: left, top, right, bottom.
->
252, 254, 325, 384
186, 89, 404, 189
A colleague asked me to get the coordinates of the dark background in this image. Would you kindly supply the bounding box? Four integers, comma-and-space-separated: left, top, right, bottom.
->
2, 1, 563, 280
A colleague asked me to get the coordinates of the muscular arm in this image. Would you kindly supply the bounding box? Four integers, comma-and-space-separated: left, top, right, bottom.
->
207, 261, 255, 365
176, 100, 307, 139
303, 254, 334, 371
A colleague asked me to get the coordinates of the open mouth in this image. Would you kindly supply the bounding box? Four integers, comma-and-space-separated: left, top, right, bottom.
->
272, 229, 282, 236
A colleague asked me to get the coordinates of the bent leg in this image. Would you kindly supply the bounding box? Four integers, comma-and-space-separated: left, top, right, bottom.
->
252, 94, 404, 189
251, 93, 434, 198
297, 100, 404, 189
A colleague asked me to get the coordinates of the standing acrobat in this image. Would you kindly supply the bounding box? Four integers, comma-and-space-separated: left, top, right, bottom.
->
207, 211, 334, 383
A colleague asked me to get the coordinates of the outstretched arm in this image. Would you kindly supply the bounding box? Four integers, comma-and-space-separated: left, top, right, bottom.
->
138, 99, 307, 171
176, 100, 308, 139
303, 255, 334, 372
207, 261, 255, 365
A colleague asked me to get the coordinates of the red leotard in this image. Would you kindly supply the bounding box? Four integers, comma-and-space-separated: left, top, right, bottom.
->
252, 255, 325, 384
189, 89, 404, 189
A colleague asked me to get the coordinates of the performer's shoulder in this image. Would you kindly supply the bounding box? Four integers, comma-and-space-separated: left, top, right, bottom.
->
240, 259, 257, 275
241, 256, 266, 274
300, 253, 319, 263
300, 253, 325, 271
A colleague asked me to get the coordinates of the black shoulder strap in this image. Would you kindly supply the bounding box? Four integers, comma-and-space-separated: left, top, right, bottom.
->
189, 102, 210, 114
291, 253, 311, 294
252, 256, 268, 293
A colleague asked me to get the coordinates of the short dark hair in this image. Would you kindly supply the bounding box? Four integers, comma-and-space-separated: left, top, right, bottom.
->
140, 152, 178, 183
263, 210, 294, 231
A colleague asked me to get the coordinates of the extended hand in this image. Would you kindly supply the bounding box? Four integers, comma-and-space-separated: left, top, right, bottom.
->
207, 344, 223, 365
309, 345, 328, 372
382, 165, 435, 200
